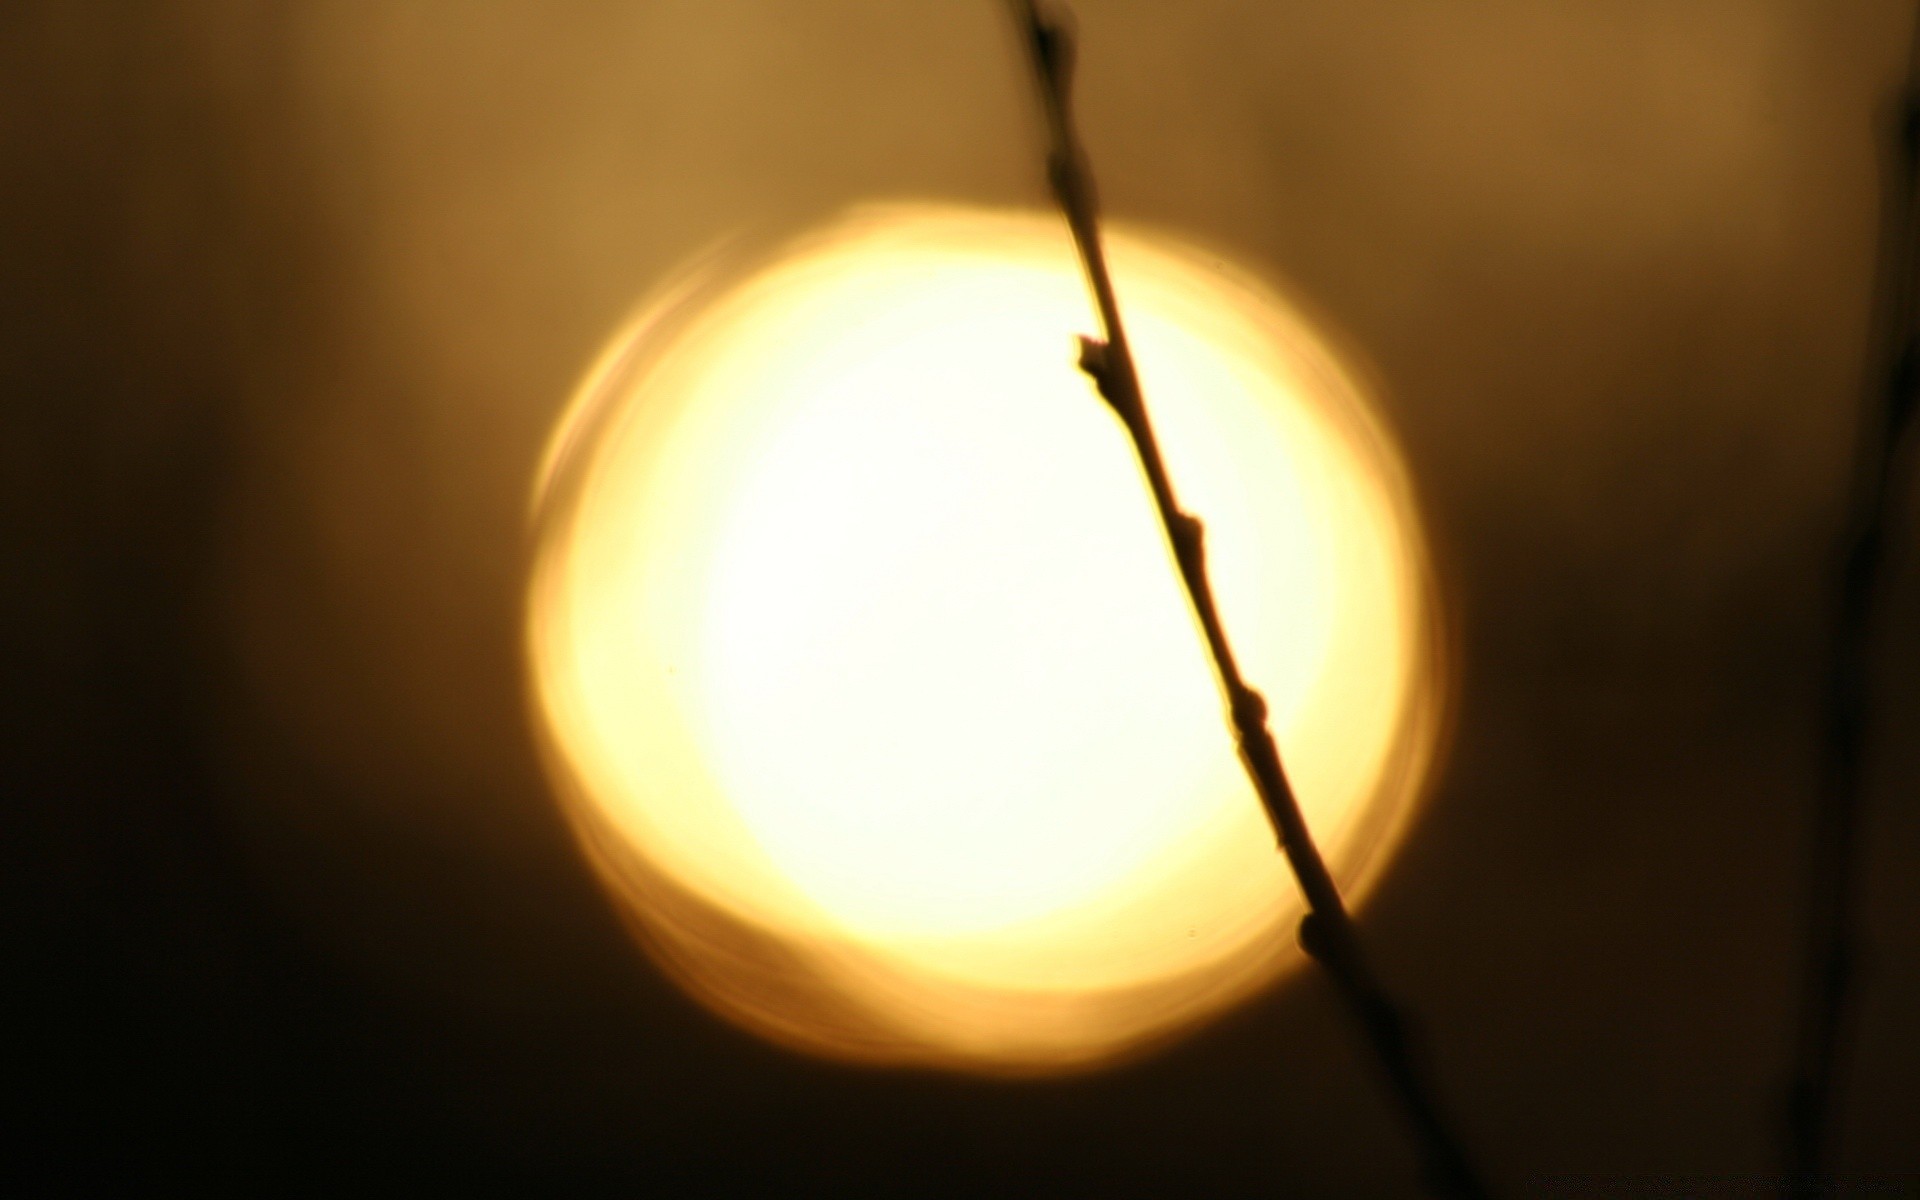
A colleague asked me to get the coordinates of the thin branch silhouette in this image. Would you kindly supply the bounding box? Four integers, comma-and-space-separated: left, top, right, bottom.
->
1007, 4, 1488, 1196
1786, 9, 1920, 1189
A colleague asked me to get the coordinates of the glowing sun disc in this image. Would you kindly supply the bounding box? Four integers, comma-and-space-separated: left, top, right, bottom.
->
526, 203, 1445, 1073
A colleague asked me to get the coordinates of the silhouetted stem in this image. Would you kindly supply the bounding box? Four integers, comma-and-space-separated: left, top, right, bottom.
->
1009, 5, 1488, 1197
1785, 13, 1920, 1190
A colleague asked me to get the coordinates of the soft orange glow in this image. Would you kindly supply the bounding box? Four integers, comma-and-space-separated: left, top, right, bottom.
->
526, 203, 1445, 1073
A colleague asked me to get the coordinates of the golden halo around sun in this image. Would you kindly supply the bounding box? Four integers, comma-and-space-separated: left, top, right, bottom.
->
526, 203, 1446, 1074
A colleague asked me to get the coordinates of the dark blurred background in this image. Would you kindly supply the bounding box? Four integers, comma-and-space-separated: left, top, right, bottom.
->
6, 2, 1919, 1194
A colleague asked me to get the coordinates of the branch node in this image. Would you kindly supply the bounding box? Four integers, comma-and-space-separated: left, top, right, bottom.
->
1170, 511, 1206, 565
1231, 686, 1268, 731
1298, 912, 1330, 963
1076, 335, 1124, 412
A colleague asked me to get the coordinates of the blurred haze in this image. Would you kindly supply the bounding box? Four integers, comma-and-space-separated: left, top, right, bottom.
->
6, 2, 1919, 1194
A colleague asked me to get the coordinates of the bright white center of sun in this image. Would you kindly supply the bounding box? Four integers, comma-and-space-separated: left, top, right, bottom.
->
692, 261, 1328, 939
528, 204, 1435, 1069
